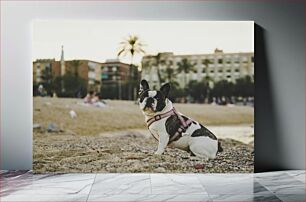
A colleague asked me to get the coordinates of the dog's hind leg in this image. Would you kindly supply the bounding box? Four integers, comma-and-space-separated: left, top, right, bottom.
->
189, 137, 218, 160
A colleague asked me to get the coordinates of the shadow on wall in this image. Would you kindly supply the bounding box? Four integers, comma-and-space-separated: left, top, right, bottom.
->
254, 24, 283, 172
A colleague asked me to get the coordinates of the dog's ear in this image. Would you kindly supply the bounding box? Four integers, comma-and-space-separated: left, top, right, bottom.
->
139, 80, 150, 94
160, 83, 170, 97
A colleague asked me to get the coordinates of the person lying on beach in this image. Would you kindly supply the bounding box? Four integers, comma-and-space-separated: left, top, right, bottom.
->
83, 91, 106, 108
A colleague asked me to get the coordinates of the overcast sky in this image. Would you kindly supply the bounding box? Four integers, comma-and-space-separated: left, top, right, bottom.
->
33, 20, 254, 64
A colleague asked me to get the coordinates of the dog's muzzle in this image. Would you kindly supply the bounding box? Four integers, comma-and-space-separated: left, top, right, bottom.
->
144, 97, 155, 110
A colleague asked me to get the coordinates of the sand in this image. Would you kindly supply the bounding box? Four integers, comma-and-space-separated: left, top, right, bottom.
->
33, 97, 254, 173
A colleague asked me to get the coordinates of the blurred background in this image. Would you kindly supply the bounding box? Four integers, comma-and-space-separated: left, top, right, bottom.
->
33, 21, 254, 106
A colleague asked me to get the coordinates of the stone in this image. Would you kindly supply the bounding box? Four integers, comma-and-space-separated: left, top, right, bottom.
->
69, 110, 77, 118
33, 123, 41, 129
47, 123, 58, 133
194, 164, 205, 169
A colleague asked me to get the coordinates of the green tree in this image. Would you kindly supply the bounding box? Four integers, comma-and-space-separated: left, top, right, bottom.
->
202, 59, 213, 77
177, 58, 196, 87
212, 79, 234, 104
152, 53, 168, 86
162, 61, 176, 82
234, 75, 254, 98
168, 81, 186, 102
40, 66, 53, 96
53, 72, 87, 97
187, 80, 209, 103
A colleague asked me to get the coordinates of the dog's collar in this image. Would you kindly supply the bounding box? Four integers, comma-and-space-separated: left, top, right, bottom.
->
146, 108, 176, 128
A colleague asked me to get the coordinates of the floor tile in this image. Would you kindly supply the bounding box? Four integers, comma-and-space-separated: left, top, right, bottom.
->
210, 194, 282, 202
1, 194, 88, 202
1, 173, 96, 196
88, 194, 211, 202
1, 170, 306, 202
256, 173, 305, 195
150, 174, 207, 195
275, 194, 306, 202
286, 170, 305, 183
90, 174, 151, 195
198, 174, 256, 195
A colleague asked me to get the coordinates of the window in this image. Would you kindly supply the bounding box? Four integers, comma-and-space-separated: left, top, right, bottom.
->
251, 56, 254, 63
88, 72, 95, 79
218, 59, 223, 63
102, 66, 108, 72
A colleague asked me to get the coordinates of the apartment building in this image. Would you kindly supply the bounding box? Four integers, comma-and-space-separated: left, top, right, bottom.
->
141, 49, 254, 88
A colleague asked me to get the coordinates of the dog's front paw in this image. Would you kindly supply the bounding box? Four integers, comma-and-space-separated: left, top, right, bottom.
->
154, 150, 164, 155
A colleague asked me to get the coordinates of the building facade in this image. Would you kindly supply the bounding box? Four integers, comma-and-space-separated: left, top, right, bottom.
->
33, 59, 60, 84
141, 49, 254, 88
33, 58, 130, 94
100, 59, 130, 85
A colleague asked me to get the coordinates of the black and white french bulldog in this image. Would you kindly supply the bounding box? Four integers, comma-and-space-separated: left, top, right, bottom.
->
139, 79, 223, 159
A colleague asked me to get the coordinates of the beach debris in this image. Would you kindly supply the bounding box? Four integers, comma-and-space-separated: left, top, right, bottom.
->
69, 110, 77, 118
33, 123, 41, 129
47, 123, 58, 133
194, 164, 205, 170
154, 167, 166, 173
125, 156, 143, 160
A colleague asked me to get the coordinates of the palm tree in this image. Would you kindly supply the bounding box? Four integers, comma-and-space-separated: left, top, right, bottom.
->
202, 59, 212, 78
152, 53, 167, 87
177, 58, 196, 87
117, 35, 145, 100
117, 35, 145, 65
162, 60, 175, 82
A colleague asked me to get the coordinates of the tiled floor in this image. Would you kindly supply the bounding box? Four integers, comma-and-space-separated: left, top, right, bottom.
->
0, 170, 305, 201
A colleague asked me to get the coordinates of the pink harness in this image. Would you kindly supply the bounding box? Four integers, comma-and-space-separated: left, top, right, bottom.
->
146, 108, 193, 143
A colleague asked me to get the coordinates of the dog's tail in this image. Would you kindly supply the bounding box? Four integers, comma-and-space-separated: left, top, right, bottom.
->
218, 141, 223, 152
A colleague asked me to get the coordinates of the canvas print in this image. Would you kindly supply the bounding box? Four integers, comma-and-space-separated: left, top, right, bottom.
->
33, 21, 254, 173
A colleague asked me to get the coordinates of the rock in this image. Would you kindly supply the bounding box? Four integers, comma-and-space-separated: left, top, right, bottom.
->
33, 123, 41, 129
154, 167, 166, 173
194, 164, 205, 170
69, 110, 77, 118
47, 123, 58, 133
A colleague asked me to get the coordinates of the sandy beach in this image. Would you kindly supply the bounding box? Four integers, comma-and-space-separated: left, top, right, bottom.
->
33, 97, 254, 173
